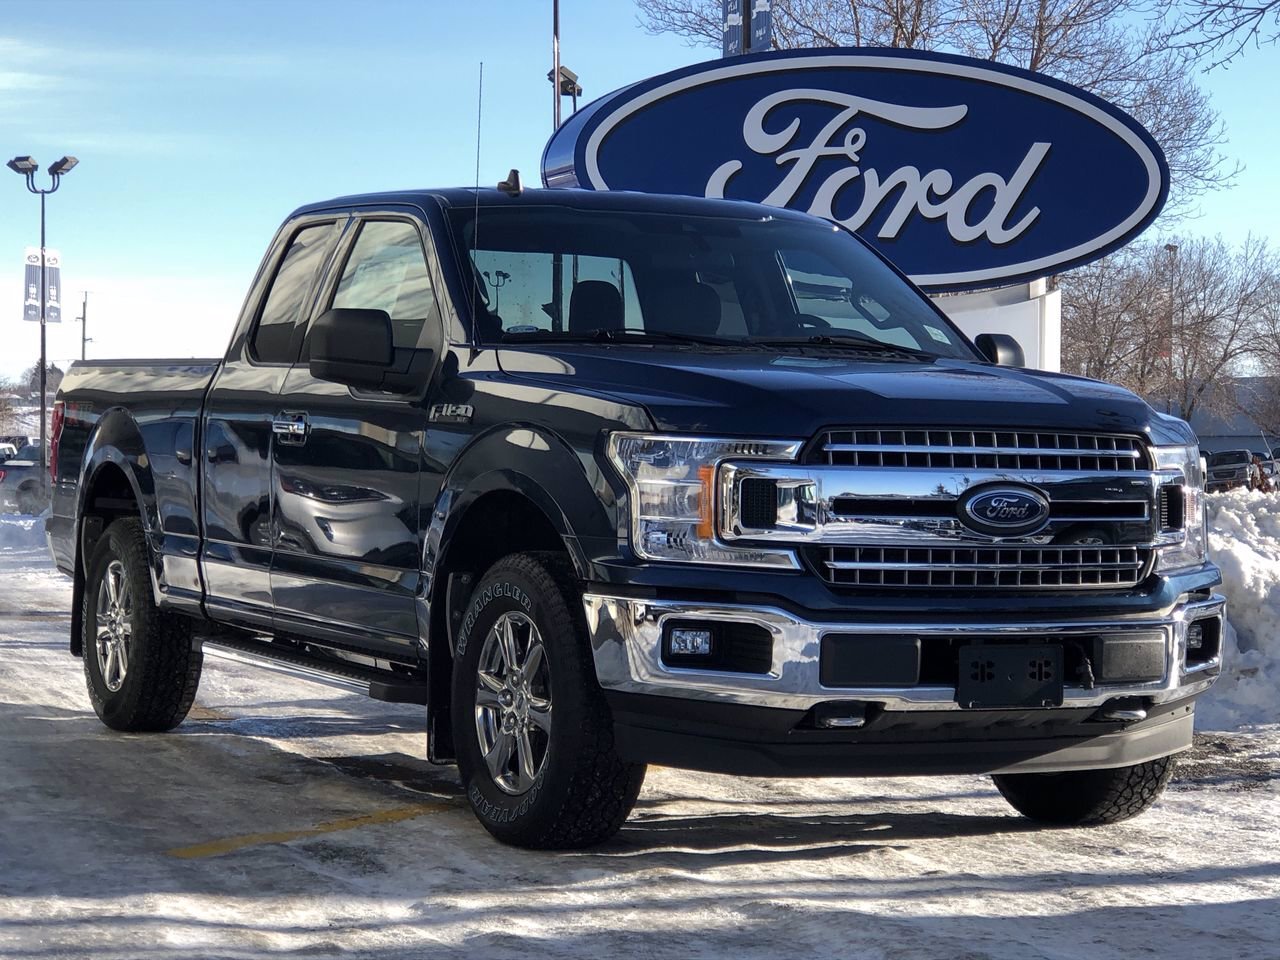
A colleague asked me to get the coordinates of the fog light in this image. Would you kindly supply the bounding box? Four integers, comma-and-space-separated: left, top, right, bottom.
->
1187, 622, 1204, 651
669, 628, 713, 657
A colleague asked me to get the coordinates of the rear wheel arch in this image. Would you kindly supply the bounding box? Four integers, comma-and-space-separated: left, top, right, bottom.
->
71, 451, 155, 657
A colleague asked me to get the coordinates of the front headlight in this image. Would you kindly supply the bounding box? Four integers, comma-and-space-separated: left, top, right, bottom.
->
1153, 443, 1207, 573
606, 433, 801, 568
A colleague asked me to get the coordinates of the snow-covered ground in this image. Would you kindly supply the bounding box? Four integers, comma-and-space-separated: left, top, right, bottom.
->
0, 501, 1277, 960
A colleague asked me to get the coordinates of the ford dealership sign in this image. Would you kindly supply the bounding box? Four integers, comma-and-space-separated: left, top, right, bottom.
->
542, 49, 1169, 291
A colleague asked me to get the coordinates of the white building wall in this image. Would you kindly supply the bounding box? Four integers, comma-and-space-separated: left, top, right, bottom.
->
932, 279, 1062, 372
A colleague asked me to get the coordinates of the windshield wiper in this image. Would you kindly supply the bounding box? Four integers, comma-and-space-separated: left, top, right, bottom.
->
751, 334, 939, 359
501, 328, 758, 348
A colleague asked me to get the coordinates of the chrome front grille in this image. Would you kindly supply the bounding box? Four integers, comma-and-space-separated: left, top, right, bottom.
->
818, 545, 1151, 589
815, 429, 1149, 472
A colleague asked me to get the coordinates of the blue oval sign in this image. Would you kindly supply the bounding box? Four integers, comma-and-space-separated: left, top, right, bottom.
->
542, 49, 1168, 291
959, 485, 1051, 537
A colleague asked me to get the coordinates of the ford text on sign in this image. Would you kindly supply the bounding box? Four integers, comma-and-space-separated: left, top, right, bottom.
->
542, 49, 1168, 291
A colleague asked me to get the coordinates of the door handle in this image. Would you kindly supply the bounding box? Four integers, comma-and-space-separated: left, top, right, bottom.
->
272, 413, 310, 445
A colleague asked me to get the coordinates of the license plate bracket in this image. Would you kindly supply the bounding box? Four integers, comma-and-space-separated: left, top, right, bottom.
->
956, 644, 1064, 708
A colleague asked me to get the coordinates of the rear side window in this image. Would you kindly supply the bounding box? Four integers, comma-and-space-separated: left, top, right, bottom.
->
251, 223, 335, 364
331, 220, 441, 349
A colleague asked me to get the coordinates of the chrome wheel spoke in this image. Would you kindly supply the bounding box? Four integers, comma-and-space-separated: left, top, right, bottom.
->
515, 728, 537, 791
115, 641, 129, 679
484, 729, 515, 781
476, 670, 504, 696
496, 617, 520, 674
521, 642, 544, 683
527, 700, 552, 733
475, 681, 503, 710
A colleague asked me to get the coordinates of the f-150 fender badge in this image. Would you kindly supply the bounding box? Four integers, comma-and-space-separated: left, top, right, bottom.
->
430, 403, 474, 424
959, 485, 1051, 538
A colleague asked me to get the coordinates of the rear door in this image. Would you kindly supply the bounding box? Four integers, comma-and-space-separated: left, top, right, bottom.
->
201, 216, 345, 630
269, 211, 444, 657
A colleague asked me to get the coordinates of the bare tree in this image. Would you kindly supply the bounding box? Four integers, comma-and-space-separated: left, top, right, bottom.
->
636, 0, 1236, 212
1172, 0, 1279, 68
1060, 236, 1279, 422
0, 380, 14, 434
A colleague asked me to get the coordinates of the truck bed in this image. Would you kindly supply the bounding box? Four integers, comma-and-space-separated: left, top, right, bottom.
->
47, 358, 221, 585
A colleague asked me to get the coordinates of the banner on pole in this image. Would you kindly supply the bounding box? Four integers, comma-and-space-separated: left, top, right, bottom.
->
721, 0, 743, 57
749, 0, 772, 51
21, 247, 62, 323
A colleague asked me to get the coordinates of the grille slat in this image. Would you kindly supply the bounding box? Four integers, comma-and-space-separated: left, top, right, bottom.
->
818, 429, 1148, 472
820, 545, 1150, 590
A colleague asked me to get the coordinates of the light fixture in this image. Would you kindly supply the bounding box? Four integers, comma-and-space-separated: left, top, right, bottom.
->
6, 156, 38, 175
48, 156, 79, 176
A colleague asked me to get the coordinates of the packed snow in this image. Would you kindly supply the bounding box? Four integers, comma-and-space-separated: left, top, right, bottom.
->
0, 495, 1276, 959
1199, 490, 1280, 729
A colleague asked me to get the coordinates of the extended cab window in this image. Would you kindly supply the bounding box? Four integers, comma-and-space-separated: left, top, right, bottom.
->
251, 223, 334, 364
467, 251, 643, 335
330, 220, 441, 349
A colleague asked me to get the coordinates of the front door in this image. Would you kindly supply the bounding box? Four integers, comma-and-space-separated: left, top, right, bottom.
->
270, 215, 443, 657
202, 217, 343, 630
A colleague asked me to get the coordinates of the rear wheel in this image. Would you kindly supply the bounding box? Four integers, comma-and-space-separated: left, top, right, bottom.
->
16, 483, 45, 516
452, 552, 645, 848
992, 756, 1176, 825
82, 518, 202, 731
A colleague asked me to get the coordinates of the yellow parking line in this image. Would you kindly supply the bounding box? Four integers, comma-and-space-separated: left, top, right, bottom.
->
166, 801, 453, 859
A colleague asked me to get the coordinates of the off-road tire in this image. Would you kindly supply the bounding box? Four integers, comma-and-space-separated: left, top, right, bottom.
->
82, 518, 202, 731
992, 755, 1177, 825
452, 551, 645, 849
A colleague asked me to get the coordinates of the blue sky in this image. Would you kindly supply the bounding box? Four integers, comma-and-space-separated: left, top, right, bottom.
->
0, 0, 1275, 378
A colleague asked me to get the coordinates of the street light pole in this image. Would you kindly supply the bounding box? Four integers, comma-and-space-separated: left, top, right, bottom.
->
7, 155, 78, 482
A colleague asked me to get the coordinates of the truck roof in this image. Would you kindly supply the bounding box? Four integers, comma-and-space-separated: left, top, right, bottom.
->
289, 187, 822, 225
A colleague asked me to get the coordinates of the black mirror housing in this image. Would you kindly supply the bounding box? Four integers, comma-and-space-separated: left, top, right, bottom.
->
975, 333, 1026, 367
309, 308, 395, 390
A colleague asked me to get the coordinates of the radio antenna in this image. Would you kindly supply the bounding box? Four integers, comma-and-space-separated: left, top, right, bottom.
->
469, 61, 484, 348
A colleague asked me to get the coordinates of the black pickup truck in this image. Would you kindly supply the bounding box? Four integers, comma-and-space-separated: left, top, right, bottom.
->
48, 185, 1224, 848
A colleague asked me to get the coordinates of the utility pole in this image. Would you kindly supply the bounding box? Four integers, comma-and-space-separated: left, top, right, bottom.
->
552, 0, 561, 130
75, 291, 90, 361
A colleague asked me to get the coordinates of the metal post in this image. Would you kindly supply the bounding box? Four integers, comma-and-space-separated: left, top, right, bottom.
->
39, 190, 47, 480
78, 291, 88, 361
553, 0, 561, 130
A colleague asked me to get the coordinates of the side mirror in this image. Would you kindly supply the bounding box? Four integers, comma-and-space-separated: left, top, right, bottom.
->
309, 308, 394, 390
975, 333, 1025, 367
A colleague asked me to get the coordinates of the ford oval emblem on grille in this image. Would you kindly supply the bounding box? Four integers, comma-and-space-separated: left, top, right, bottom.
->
959, 485, 1050, 538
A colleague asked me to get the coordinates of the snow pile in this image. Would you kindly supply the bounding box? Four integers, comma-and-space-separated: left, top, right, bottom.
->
1198, 489, 1280, 730
0, 513, 45, 550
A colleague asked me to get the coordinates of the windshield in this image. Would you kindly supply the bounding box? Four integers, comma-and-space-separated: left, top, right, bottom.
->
15, 444, 41, 460
1209, 450, 1250, 466
448, 205, 976, 359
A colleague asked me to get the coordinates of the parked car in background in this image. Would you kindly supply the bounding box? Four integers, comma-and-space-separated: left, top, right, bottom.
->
1206, 449, 1258, 492
0, 443, 18, 463
0, 444, 50, 515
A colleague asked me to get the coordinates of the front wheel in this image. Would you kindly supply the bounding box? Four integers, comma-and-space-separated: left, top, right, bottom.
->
992, 756, 1176, 826
452, 552, 645, 848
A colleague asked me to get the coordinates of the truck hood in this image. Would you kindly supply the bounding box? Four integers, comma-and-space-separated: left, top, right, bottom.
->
496, 346, 1193, 445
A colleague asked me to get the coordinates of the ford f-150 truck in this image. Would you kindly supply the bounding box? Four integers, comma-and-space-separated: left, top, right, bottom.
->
48, 185, 1225, 848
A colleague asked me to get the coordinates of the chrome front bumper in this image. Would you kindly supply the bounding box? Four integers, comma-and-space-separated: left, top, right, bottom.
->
583, 592, 1225, 713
